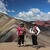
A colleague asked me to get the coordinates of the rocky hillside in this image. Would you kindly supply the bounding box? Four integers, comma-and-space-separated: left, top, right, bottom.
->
0, 12, 50, 44
0, 13, 28, 42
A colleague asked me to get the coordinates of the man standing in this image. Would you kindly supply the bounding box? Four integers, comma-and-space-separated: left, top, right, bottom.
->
30, 23, 40, 46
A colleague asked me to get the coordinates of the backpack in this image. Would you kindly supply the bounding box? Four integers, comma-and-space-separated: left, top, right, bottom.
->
33, 26, 38, 34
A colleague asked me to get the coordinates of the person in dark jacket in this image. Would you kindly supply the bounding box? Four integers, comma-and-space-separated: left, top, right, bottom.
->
29, 23, 40, 46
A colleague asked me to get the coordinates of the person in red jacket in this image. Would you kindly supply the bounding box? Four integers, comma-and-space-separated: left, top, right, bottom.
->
17, 23, 26, 47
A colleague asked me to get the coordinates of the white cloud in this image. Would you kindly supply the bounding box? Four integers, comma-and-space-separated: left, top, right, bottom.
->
11, 10, 15, 12
0, 0, 7, 14
7, 10, 11, 12
30, 8, 40, 13
15, 8, 50, 21
48, 12, 50, 14
0, 0, 4, 2
48, 0, 50, 3
8, 10, 15, 13
0, 0, 15, 14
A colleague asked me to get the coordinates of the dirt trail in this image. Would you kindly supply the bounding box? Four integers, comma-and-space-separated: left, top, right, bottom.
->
0, 42, 50, 50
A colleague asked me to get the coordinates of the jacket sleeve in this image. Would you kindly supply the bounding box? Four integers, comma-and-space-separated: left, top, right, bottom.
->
29, 28, 35, 34
29, 28, 32, 33
36, 27, 40, 35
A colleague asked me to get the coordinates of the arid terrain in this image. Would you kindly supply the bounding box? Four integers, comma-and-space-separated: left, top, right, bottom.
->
0, 42, 50, 50
0, 12, 50, 50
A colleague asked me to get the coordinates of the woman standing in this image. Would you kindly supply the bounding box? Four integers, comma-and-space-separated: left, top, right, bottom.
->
17, 23, 26, 47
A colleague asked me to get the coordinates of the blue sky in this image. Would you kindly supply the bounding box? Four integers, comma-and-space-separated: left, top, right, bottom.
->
4, 0, 50, 14
0, 0, 50, 21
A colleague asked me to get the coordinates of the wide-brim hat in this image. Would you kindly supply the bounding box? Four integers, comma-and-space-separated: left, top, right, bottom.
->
20, 22, 24, 25
32, 22, 36, 24
32, 22, 37, 26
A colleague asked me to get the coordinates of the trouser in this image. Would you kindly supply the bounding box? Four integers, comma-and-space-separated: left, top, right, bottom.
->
32, 35, 38, 45
18, 35, 24, 45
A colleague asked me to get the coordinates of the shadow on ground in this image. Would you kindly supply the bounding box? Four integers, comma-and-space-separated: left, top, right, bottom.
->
19, 44, 46, 50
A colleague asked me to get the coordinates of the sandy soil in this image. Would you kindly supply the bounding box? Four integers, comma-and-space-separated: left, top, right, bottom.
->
0, 42, 50, 50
